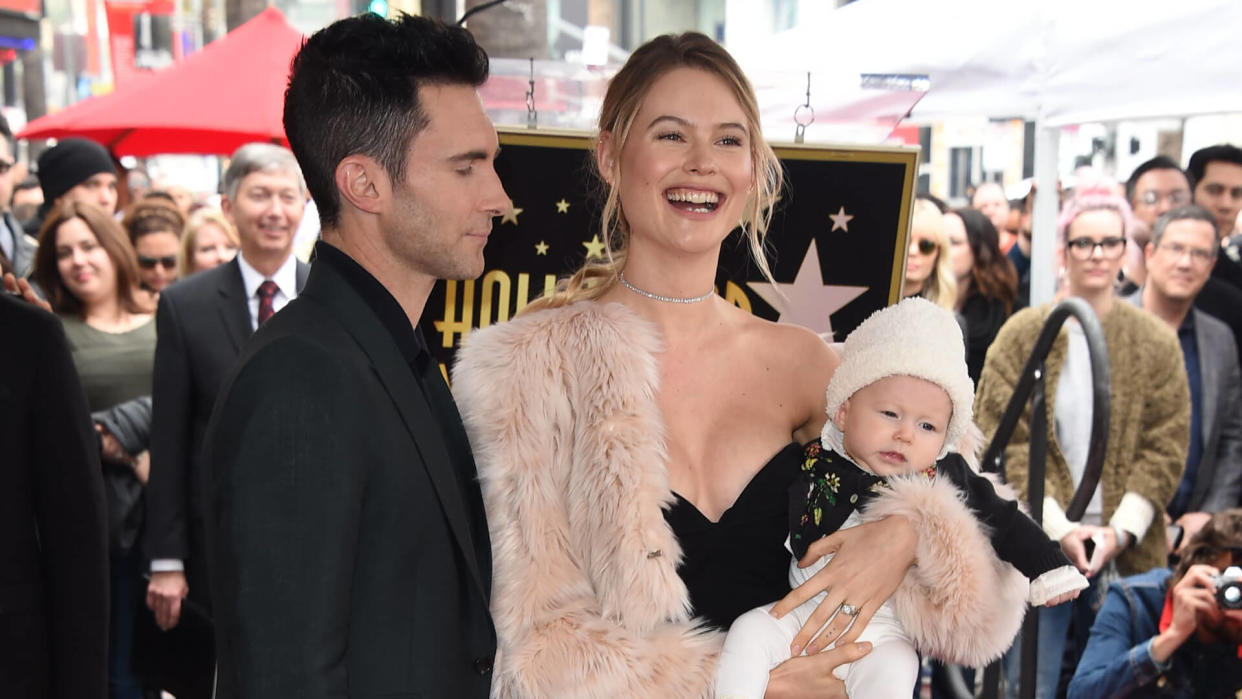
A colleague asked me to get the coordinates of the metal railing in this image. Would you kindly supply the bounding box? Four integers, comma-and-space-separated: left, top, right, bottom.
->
946, 298, 1111, 699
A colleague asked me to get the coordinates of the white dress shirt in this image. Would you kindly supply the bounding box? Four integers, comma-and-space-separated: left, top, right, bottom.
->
236, 250, 299, 330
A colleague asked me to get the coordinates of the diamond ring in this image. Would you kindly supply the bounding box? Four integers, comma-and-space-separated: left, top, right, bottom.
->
840, 602, 859, 617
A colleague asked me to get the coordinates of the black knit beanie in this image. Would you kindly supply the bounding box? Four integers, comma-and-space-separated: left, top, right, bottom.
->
37, 138, 116, 204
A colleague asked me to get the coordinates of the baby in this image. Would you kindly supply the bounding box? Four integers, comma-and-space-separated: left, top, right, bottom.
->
716, 297, 1088, 699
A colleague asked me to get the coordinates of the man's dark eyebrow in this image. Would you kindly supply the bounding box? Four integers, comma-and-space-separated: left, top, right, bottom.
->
646, 115, 748, 134
448, 147, 499, 163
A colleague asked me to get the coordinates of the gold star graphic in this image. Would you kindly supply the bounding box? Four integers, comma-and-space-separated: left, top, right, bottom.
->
582, 235, 606, 259
829, 206, 854, 233
555, 198, 570, 214
501, 204, 523, 226
535, 240, 549, 255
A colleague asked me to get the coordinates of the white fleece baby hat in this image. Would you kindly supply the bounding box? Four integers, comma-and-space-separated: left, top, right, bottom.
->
822, 296, 974, 459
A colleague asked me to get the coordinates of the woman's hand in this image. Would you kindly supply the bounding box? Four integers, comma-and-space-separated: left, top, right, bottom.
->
763, 641, 871, 698
770, 515, 916, 655
1174, 512, 1212, 554
1061, 525, 1124, 578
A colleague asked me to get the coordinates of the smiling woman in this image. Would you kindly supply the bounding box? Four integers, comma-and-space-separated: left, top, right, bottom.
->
31, 199, 156, 698
976, 193, 1191, 699
451, 31, 1023, 699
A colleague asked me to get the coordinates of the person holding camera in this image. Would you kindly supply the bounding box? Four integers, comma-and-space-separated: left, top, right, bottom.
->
1068, 508, 1242, 698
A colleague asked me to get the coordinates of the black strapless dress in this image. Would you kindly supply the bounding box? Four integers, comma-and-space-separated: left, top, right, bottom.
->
663, 442, 803, 630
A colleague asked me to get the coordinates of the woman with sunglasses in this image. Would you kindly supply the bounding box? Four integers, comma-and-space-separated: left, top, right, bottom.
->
946, 207, 1019, 384
32, 200, 157, 699
976, 192, 1190, 699
904, 197, 958, 310
122, 198, 185, 299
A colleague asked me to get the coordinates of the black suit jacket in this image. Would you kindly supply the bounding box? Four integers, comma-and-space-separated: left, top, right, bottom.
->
146, 256, 308, 606
204, 259, 495, 697
0, 293, 108, 699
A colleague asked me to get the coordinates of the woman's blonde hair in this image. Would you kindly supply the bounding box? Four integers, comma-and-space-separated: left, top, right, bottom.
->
910, 197, 957, 310
524, 32, 783, 312
178, 208, 239, 277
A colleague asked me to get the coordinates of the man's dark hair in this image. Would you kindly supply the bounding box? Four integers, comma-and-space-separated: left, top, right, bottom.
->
11, 174, 38, 203
283, 13, 490, 228
1151, 204, 1219, 248
1187, 144, 1242, 192
1173, 509, 1242, 587
1126, 155, 1188, 203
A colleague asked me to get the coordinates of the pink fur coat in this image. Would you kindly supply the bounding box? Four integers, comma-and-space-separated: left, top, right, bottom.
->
453, 301, 1028, 698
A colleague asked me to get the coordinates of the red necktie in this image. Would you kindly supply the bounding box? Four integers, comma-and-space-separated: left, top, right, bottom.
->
257, 280, 278, 326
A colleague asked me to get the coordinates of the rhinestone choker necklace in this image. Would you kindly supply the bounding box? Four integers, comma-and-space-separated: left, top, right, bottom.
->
619, 272, 715, 304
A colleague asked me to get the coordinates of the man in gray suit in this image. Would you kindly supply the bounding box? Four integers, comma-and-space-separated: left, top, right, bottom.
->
0, 116, 32, 278
1127, 204, 1242, 547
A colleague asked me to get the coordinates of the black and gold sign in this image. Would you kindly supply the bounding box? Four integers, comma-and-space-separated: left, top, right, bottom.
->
422, 127, 918, 371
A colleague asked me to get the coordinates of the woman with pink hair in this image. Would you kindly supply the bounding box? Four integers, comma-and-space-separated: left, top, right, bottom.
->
976, 193, 1190, 699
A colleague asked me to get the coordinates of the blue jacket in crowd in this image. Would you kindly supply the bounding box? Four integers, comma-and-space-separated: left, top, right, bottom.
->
1068, 567, 1242, 698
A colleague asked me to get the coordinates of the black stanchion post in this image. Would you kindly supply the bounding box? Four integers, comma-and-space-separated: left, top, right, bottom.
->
1020, 370, 1048, 699
976, 298, 1111, 699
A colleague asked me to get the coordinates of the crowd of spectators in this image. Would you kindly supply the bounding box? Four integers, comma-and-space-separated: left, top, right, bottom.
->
3, 98, 1242, 697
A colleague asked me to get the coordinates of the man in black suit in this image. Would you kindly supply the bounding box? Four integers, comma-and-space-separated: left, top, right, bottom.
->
204, 14, 508, 697
0, 291, 108, 698
144, 142, 309, 698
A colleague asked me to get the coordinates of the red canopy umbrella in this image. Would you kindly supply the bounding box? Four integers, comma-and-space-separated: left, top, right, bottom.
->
18, 7, 304, 157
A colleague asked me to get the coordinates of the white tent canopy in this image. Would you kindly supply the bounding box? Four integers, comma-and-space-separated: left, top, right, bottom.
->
734, 0, 1242, 303
735, 0, 1242, 125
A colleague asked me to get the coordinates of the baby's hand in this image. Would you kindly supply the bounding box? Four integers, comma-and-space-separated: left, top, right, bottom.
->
1042, 588, 1082, 607
1028, 564, 1088, 607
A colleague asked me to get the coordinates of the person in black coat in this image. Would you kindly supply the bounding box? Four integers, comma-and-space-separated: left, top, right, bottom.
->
204, 14, 509, 697
143, 143, 309, 699
945, 207, 1020, 384
0, 291, 109, 699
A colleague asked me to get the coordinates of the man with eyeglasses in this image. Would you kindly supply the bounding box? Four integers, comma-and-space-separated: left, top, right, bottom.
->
1125, 205, 1242, 559
1129, 157, 1193, 229
1068, 508, 1242, 698
0, 115, 30, 279
1120, 156, 1192, 293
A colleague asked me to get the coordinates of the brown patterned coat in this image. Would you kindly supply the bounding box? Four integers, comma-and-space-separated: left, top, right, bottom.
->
975, 301, 1190, 575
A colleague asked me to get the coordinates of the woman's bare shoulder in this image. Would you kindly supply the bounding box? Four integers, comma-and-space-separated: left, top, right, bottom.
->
734, 310, 840, 374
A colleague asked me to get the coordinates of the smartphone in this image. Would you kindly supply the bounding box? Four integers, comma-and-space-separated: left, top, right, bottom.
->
1168, 524, 1185, 551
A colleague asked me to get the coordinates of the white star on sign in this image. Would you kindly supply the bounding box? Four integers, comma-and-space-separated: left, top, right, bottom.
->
747, 238, 868, 337
829, 206, 854, 233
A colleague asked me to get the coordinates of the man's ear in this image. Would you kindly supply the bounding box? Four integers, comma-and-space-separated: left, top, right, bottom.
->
1145, 240, 1156, 262
596, 131, 616, 186
335, 155, 387, 215
220, 195, 233, 224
